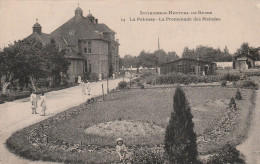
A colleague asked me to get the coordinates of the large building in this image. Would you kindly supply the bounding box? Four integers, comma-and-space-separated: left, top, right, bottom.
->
27, 6, 120, 82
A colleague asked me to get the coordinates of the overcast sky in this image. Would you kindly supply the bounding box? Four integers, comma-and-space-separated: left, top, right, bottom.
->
0, 0, 260, 57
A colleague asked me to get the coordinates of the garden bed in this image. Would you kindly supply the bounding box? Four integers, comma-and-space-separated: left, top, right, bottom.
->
6, 87, 255, 163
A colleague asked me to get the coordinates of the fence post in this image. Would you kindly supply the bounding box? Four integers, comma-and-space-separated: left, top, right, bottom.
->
102, 84, 104, 101
107, 77, 109, 93
80, 141, 83, 150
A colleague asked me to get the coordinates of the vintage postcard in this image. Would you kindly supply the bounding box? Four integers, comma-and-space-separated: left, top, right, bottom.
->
0, 0, 260, 163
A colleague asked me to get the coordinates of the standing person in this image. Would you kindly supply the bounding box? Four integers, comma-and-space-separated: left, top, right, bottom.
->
30, 91, 38, 114
77, 75, 82, 85
40, 93, 47, 116
81, 81, 86, 94
113, 73, 115, 80
116, 138, 128, 162
86, 80, 91, 95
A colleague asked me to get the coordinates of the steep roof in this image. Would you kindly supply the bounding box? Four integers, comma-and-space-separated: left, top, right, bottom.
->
50, 15, 105, 45
26, 32, 50, 46
94, 23, 115, 33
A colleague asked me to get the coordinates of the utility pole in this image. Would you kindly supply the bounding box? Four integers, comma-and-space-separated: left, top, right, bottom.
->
107, 76, 109, 93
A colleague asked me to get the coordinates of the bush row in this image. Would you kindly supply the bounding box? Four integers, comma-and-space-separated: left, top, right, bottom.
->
152, 73, 241, 85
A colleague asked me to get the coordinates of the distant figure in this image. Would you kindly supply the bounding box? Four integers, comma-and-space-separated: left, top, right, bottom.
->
78, 75, 82, 85
99, 74, 102, 81
113, 73, 115, 80
40, 93, 47, 116
116, 138, 128, 162
30, 91, 38, 114
81, 81, 86, 94
86, 80, 91, 95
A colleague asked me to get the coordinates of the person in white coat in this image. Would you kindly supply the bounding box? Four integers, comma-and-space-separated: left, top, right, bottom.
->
40, 93, 47, 116
30, 91, 38, 114
77, 75, 82, 85
86, 80, 91, 95
81, 81, 86, 94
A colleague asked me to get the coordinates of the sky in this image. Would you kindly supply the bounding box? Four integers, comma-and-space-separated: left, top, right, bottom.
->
0, 0, 260, 57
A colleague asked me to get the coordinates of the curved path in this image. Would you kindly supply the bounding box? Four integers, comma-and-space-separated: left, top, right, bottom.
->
238, 88, 260, 164
0, 78, 127, 164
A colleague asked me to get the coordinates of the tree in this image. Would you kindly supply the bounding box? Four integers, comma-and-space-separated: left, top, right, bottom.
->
181, 46, 232, 62
41, 39, 70, 86
0, 38, 70, 94
235, 89, 242, 100
0, 38, 45, 94
165, 86, 198, 164
167, 51, 179, 62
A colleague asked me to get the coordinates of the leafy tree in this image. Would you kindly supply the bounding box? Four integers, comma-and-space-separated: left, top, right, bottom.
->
181, 45, 232, 62
165, 86, 198, 164
167, 51, 179, 62
121, 54, 139, 68
0, 38, 70, 93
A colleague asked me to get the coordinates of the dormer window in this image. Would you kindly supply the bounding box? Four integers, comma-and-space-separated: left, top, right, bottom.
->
69, 30, 75, 35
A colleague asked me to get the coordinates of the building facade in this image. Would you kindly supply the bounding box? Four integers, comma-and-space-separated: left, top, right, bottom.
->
233, 52, 256, 70
27, 6, 120, 82
160, 58, 216, 75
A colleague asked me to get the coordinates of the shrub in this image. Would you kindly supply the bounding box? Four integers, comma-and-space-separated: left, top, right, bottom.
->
118, 81, 127, 90
220, 80, 227, 87
229, 97, 236, 108
207, 144, 245, 164
129, 148, 165, 164
235, 89, 242, 100
221, 73, 240, 82
237, 80, 258, 90
165, 86, 198, 164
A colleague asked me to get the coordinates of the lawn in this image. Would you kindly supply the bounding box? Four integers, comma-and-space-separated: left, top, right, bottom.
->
6, 86, 255, 163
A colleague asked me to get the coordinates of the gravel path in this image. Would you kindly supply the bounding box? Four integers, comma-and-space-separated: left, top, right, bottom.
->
0, 78, 127, 164
237, 88, 260, 164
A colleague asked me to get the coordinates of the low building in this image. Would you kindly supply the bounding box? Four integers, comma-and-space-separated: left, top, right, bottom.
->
233, 52, 256, 70
160, 58, 216, 75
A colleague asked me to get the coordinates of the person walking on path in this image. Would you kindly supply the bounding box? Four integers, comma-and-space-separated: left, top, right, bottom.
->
86, 80, 91, 95
77, 75, 82, 85
81, 81, 86, 94
116, 138, 128, 162
40, 93, 47, 116
30, 91, 38, 114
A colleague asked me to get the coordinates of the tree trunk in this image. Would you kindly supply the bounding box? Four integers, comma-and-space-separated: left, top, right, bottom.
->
2, 82, 10, 95
49, 76, 52, 87
0, 74, 2, 91
29, 75, 36, 92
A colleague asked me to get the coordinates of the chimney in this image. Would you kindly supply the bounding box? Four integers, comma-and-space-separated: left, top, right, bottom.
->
95, 19, 98, 24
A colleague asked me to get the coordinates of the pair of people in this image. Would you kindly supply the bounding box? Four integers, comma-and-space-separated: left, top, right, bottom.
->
30, 92, 47, 116
81, 80, 91, 95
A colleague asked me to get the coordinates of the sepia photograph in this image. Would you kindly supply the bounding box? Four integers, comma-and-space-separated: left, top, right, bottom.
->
0, 0, 260, 163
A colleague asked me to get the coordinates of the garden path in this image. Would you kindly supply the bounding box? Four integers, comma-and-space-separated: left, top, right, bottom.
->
0, 78, 127, 164
238, 88, 260, 164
